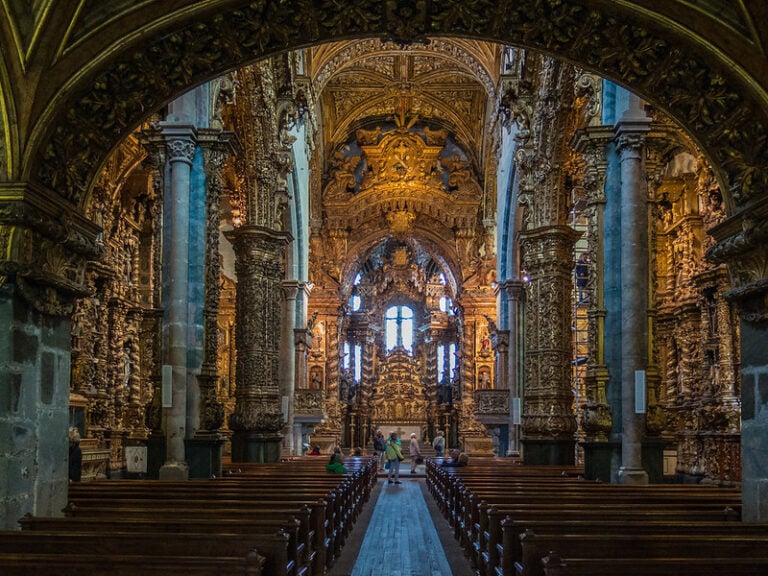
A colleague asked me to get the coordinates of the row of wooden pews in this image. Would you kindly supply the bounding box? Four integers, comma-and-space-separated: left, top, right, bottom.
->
426, 457, 768, 576
0, 455, 376, 576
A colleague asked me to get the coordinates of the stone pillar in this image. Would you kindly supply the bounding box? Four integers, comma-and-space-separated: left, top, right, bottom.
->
519, 226, 580, 464
280, 281, 300, 454
225, 225, 292, 463
502, 280, 524, 456
0, 183, 100, 528
615, 98, 651, 484
159, 124, 196, 480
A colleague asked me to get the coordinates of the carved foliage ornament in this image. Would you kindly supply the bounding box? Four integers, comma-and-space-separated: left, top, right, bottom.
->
33, 0, 767, 210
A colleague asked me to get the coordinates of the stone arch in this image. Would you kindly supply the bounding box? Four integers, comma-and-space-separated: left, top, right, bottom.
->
17, 1, 766, 217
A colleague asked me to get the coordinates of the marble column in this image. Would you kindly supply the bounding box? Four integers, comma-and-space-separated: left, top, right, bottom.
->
615, 98, 651, 484
280, 280, 300, 454
502, 280, 525, 456
225, 225, 292, 462
519, 226, 580, 464
159, 124, 196, 480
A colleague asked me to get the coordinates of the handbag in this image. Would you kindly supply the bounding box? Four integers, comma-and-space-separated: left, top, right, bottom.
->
415, 456, 424, 465
385, 460, 391, 469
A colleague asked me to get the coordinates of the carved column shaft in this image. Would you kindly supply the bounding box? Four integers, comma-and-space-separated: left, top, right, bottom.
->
572, 126, 613, 441
196, 131, 235, 432
280, 281, 301, 453
615, 104, 652, 484
226, 225, 291, 438
520, 226, 580, 442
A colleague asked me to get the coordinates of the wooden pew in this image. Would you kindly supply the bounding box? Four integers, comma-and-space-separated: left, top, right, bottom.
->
0, 531, 270, 576
9, 456, 378, 576
541, 553, 768, 576
19, 514, 300, 576
0, 552, 266, 576
522, 533, 768, 576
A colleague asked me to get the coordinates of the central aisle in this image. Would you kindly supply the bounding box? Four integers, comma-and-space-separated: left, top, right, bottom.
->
350, 479, 454, 576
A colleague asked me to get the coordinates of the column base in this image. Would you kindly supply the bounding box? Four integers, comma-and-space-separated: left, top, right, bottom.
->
522, 438, 576, 466
642, 437, 668, 483
231, 431, 283, 463
145, 432, 166, 479
581, 440, 621, 483
186, 432, 225, 478
158, 460, 190, 480
618, 466, 649, 484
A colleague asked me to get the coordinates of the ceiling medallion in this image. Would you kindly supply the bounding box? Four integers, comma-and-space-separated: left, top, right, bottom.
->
387, 209, 416, 241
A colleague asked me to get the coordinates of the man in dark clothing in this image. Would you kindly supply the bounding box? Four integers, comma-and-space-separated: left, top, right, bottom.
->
68, 429, 82, 483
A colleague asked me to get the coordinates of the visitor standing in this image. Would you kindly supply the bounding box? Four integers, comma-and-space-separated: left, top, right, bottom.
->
385, 431, 404, 484
373, 428, 387, 471
432, 430, 445, 457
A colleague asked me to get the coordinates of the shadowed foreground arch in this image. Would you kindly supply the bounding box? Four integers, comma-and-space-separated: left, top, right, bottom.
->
2, 0, 768, 523
6, 1, 765, 213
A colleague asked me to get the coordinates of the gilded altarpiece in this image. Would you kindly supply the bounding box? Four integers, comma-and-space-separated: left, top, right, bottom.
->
309, 120, 495, 452
70, 136, 158, 476
655, 162, 740, 482
371, 349, 429, 431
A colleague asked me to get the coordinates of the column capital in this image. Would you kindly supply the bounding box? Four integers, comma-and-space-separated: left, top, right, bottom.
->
499, 279, 525, 300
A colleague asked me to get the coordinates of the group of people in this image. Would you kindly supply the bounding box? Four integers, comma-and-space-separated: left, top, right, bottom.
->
317, 428, 467, 480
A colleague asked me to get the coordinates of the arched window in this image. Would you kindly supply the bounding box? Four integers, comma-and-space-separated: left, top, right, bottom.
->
437, 342, 457, 383
342, 341, 363, 382
348, 271, 363, 311
439, 295, 453, 313
385, 305, 414, 353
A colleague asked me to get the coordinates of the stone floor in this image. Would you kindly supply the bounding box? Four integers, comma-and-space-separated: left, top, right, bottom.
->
328, 470, 473, 576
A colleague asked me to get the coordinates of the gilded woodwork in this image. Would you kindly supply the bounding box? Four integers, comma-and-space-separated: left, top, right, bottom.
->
370, 349, 428, 426
654, 151, 741, 481
225, 225, 291, 434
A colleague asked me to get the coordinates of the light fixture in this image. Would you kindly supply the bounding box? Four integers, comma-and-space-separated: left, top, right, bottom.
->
521, 269, 531, 283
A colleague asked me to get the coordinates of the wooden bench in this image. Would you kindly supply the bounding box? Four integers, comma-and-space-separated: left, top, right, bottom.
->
540, 554, 768, 576
19, 514, 302, 576
522, 533, 768, 576
7, 457, 378, 576
0, 551, 265, 576
0, 531, 272, 576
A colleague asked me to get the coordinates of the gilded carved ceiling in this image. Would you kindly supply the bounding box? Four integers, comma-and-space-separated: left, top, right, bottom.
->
309, 38, 500, 169
1, 0, 768, 218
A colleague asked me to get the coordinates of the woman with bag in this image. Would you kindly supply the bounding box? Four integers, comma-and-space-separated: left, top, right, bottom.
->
385, 431, 404, 484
